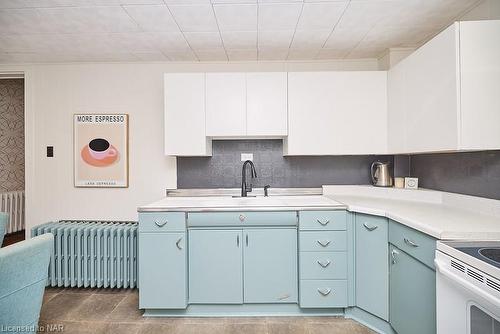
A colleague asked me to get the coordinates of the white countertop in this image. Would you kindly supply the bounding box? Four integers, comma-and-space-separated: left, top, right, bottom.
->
139, 195, 346, 212
326, 194, 500, 240
139, 186, 500, 241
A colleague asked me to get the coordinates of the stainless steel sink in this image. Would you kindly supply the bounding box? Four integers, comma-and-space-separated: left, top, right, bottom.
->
479, 248, 500, 264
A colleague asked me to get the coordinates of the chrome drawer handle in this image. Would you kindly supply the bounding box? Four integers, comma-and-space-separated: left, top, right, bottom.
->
239, 214, 246, 222
363, 223, 378, 231
317, 260, 331, 268
391, 248, 399, 264
317, 219, 330, 226
278, 294, 290, 300
155, 221, 167, 227
317, 288, 331, 296
404, 238, 419, 247
176, 237, 183, 250
317, 240, 331, 247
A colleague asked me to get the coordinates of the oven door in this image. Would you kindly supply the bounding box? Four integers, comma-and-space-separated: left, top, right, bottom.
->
435, 252, 500, 334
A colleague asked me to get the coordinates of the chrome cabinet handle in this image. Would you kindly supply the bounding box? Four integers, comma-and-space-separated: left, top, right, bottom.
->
317, 219, 330, 226
246, 234, 248, 247
237, 235, 240, 247
391, 248, 399, 264
317, 240, 331, 247
155, 221, 167, 227
404, 238, 419, 247
317, 260, 331, 268
317, 288, 332, 296
239, 214, 246, 222
176, 237, 183, 250
277, 294, 290, 300
363, 223, 378, 231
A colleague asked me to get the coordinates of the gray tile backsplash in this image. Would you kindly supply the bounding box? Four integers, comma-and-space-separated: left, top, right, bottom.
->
177, 140, 393, 189
410, 150, 500, 200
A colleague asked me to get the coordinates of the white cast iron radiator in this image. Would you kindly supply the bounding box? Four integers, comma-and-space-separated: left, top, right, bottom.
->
32, 220, 138, 289
0, 190, 25, 234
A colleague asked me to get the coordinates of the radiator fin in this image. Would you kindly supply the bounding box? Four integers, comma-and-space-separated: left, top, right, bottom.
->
31, 220, 138, 289
1, 190, 25, 234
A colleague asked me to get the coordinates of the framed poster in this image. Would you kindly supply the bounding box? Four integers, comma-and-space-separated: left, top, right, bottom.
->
74, 114, 128, 188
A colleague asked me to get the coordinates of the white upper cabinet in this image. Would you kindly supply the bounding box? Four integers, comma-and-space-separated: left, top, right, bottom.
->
388, 20, 500, 154
246, 72, 288, 137
285, 71, 388, 155
164, 73, 211, 156
460, 20, 500, 150
206, 73, 247, 137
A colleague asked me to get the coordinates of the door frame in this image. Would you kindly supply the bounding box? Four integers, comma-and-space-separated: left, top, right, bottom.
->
0, 66, 34, 239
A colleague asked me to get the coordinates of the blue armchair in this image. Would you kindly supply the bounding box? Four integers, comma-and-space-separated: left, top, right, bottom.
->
0, 212, 7, 247
0, 233, 53, 333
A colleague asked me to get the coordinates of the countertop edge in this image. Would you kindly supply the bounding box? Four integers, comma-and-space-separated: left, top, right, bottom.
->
138, 205, 347, 213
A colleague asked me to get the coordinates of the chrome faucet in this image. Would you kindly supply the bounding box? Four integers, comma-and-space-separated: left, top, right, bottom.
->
241, 160, 257, 197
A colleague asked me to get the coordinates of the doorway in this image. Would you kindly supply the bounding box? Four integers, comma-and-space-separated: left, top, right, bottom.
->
0, 74, 25, 246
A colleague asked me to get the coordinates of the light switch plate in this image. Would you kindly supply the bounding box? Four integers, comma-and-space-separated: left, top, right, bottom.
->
241, 153, 253, 162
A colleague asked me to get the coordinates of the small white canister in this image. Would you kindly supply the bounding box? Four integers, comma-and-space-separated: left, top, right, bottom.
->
404, 177, 419, 189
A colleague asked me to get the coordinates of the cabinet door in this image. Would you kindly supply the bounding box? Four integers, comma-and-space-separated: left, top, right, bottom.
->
404, 24, 459, 153
355, 214, 389, 320
164, 73, 210, 156
459, 20, 500, 150
286, 71, 387, 155
189, 229, 243, 304
246, 72, 287, 136
243, 228, 298, 303
206, 73, 246, 137
139, 233, 187, 309
389, 245, 436, 334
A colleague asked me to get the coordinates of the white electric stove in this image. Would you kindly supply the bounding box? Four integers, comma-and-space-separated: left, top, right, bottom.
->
435, 241, 500, 334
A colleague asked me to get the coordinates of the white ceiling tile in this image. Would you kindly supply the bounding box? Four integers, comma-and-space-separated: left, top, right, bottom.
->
221, 31, 256, 49
148, 32, 191, 51
194, 48, 228, 61
291, 29, 330, 49
258, 3, 302, 31
35, 6, 140, 33
163, 49, 198, 61
123, 5, 179, 32
168, 4, 218, 32
227, 49, 257, 60
212, 0, 256, 3
108, 32, 158, 52
257, 48, 288, 60
258, 30, 294, 48
297, 2, 347, 30
258, 0, 302, 3
184, 32, 223, 49
346, 44, 385, 59
324, 26, 367, 49
316, 47, 349, 59
133, 51, 168, 61
0, 1, 90, 9
0, 9, 48, 34
164, 0, 210, 3
287, 48, 319, 60
337, 1, 399, 30
213, 4, 257, 31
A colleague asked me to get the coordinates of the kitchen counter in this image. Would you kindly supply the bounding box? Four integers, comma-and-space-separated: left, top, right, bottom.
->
324, 185, 500, 241
138, 186, 500, 240
138, 195, 346, 212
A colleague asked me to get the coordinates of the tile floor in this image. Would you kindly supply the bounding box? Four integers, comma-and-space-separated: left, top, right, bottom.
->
39, 288, 375, 334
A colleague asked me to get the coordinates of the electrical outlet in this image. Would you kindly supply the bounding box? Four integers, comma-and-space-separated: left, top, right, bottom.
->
241, 153, 253, 162
47, 146, 54, 157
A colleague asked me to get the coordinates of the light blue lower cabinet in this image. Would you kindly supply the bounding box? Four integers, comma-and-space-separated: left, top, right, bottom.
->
389, 244, 436, 334
189, 229, 243, 304
299, 231, 348, 252
243, 228, 298, 303
139, 232, 187, 309
299, 280, 348, 308
355, 213, 389, 321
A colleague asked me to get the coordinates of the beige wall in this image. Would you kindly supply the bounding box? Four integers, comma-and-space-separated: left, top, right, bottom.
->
0, 59, 378, 234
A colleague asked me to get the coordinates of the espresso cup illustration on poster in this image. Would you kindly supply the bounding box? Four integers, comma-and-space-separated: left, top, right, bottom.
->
74, 114, 128, 188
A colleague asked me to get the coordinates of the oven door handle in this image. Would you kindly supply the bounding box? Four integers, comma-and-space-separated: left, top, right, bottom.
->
435, 259, 500, 307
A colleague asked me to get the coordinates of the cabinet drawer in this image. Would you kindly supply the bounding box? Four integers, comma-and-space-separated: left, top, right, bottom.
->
389, 220, 436, 268
299, 231, 347, 252
300, 252, 347, 279
299, 211, 347, 231
299, 280, 348, 308
139, 212, 186, 232
188, 211, 297, 227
